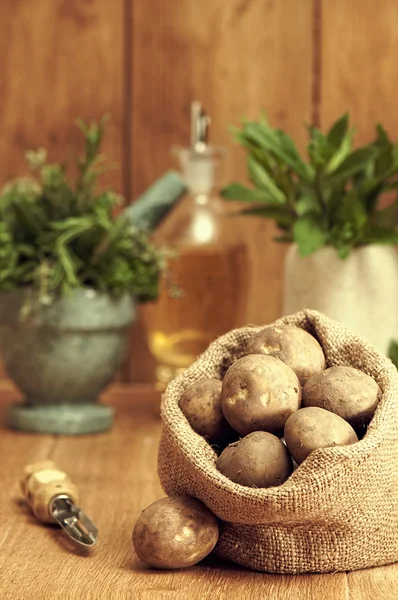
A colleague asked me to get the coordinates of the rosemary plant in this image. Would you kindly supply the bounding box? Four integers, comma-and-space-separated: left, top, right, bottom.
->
0, 118, 165, 307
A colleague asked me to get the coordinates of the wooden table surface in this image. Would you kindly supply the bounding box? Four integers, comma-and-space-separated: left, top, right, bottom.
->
0, 384, 397, 600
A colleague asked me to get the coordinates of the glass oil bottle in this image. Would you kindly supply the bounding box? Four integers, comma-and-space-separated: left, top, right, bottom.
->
142, 102, 249, 389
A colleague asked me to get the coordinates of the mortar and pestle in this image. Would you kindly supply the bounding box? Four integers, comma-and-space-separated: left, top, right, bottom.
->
0, 172, 186, 435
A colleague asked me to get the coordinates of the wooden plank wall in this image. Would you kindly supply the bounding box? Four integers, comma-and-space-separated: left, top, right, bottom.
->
321, 0, 398, 139
0, 0, 397, 381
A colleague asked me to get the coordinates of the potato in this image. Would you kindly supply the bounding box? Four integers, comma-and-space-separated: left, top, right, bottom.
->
179, 378, 234, 445
133, 496, 219, 569
303, 366, 381, 429
216, 431, 293, 487
244, 324, 326, 385
284, 407, 358, 465
221, 354, 301, 436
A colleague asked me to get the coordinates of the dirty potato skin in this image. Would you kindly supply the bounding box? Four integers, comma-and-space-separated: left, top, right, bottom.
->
216, 431, 293, 488
179, 378, 234, 445
133, 496, 219, 569
284, 406, 358, 465
221, 354, 301, 437
303, 366, 381, 429
244, 325, 326, 385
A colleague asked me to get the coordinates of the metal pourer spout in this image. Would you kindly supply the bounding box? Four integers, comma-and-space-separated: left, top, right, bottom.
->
190, 101, 211, 153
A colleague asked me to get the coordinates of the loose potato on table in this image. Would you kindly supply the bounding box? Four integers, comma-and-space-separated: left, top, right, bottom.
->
303, 366, 381, 429
221, 354, 301, 437
179, 378, 234, 445
284, 407, 358, 465
216, 431, 293, 487
133, 496, 219, 569
244, 325, 326, 385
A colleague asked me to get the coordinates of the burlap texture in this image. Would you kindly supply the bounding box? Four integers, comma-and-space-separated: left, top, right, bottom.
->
158, 310, 398, 573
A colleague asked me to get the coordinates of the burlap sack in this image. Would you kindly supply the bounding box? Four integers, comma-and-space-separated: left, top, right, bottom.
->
158, 310, 398, 573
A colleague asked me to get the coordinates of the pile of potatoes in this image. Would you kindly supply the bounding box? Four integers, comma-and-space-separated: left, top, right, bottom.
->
133, 324, 381, 569
179, 324, 381, 487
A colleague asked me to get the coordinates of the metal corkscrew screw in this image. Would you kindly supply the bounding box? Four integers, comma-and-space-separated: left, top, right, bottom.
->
21, 460, 98, 547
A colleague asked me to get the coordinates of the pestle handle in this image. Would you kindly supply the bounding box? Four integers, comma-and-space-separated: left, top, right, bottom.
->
124, 171, 186, 231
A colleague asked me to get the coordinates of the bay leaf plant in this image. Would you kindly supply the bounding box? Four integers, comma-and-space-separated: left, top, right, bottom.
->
0, 118, 165, 311
221, 113, 398, 257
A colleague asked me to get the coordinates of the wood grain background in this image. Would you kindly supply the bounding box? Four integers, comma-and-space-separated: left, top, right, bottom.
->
1, 0, 397, 381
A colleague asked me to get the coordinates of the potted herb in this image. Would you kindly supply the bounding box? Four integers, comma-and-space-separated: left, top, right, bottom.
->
0, 119, 164, 434
222, 114, 398, 352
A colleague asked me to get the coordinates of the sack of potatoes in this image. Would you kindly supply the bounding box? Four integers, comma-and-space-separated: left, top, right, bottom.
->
135, 310, 398, 574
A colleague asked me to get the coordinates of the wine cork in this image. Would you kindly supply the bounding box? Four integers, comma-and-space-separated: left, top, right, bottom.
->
20, 459, 58, 496
21, 461, 79, 523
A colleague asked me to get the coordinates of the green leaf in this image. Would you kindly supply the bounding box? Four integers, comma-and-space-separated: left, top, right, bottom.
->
384, 179, 398, 191
311, 127, 326, 146
326, 114, 349, 149
308, 133, 328, 168
248, 146, 277, 176
323, 114, 353, 174
374, 123, 391, 147
358, 178, 384, 215
247, 156, 286, 203
9, 199, 46, 237
388, 339, 398, 369
242, 122, 314, 182
220, 183, 272, 203
296, 195, 322, 216
241, 205, 294, 229
373, 201, 398, 228
293, 214, 327, 256
362, 226, 398, 245
41, 164, 67, 189
329, 147, 377, 181
375, 143, 395, 176
327, 188, 344, 221
337, 189, 368, 231
336, 244, 351, 259
325, 129, 354, 173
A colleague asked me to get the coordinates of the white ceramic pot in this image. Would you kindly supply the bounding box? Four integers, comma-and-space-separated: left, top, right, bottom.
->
283, 244, 398, 354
